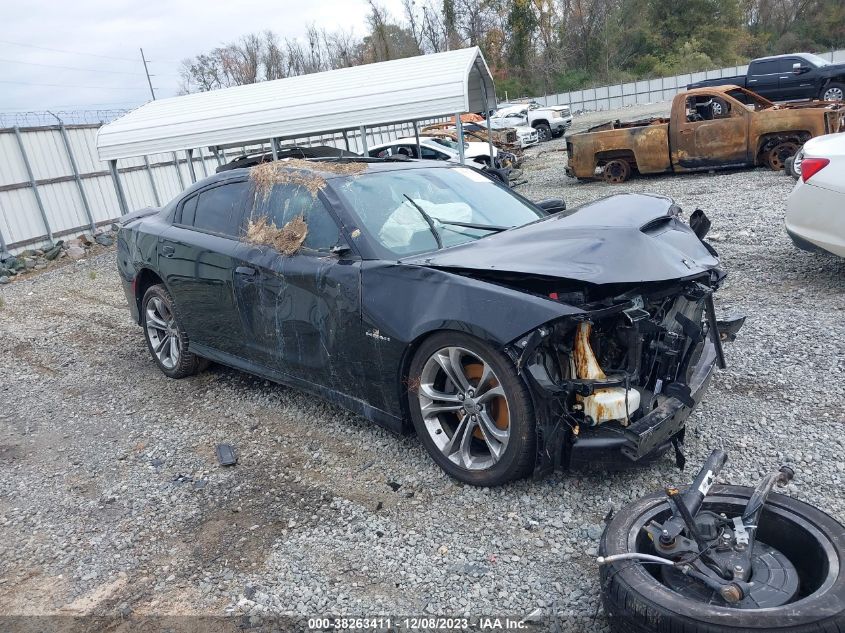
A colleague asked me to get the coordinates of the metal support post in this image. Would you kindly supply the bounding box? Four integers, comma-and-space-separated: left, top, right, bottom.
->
455, 113, 466, 165
108, 159, 129, 216
143, 156, 161, 206
186, 149, 197, 183
172, 152, 185, 188
359, 125, 368, 154
13, 126, 53, 244
413, 121, 422, 159
56, 121, 96, 233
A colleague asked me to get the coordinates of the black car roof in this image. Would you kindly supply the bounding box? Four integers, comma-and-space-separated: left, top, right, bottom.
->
184, 158, 454, 192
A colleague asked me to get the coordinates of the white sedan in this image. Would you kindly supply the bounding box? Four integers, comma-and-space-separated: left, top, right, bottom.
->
785, 132, 845, 258
367, 136, 497, 166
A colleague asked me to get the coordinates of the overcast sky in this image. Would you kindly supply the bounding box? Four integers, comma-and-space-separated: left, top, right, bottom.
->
1, 0, 408, 113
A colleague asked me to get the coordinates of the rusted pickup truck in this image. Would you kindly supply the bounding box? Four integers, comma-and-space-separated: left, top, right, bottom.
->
565, 86, 845, 183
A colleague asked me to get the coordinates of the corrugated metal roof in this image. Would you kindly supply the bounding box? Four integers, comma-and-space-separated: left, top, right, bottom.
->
97, 47, 496, 160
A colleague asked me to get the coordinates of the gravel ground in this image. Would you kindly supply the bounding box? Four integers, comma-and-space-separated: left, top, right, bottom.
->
1, 111, 843, 631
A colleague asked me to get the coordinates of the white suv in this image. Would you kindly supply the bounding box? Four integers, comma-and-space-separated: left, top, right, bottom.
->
495, 101, 573, 142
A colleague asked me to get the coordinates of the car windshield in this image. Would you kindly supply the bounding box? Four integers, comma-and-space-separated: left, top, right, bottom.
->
802, 53, 829, 67
331, 167, 544, 258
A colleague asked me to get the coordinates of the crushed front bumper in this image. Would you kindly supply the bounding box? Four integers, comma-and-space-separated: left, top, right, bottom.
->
568, 340, 717, 468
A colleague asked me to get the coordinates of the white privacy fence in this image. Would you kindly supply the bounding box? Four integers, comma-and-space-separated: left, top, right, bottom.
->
534, 49, 845, 113
0, 119, 441, 253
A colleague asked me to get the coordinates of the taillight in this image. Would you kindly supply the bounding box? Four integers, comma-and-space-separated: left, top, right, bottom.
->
801, 157, 830, 183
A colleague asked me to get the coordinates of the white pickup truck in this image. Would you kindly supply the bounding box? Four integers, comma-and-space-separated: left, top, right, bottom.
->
494, 101, 573, 142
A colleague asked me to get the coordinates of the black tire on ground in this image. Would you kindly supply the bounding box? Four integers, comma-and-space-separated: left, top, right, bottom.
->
534, 123, 552, 142
821, 82, 845, 102
784, 155, 796, 177
141, 284, 204, 379
599, 485, 845, 633
406, 332, 536, 487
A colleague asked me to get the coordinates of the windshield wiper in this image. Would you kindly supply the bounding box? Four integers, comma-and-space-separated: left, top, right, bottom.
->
431, 219, 510, 233
403, 195, 443, 249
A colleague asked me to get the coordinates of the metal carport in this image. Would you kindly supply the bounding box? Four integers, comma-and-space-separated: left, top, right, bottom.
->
96, 47, 497, 213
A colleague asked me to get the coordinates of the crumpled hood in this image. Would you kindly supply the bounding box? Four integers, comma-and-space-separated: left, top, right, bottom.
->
401, 193, 720, 284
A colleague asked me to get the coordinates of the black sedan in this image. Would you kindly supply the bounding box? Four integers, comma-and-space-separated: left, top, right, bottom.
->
117, 158, 734, 486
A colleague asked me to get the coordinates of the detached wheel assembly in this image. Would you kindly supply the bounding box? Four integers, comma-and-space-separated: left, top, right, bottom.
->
603, 159, 631, 184
598, 449, 845, 632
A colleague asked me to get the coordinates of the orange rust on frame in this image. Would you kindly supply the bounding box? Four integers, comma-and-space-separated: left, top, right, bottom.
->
566, 85, 845, 181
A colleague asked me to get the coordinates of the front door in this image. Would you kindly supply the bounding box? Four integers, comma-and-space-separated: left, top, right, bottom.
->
776, 57, 817, 100
671, 93, 749, 170
233, 182, 364, 394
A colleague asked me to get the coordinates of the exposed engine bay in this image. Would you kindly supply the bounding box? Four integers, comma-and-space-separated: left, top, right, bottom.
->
508, 270, 742, 475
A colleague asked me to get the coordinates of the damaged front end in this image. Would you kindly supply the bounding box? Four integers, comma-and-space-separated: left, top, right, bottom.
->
511, 272, 734, 476
398, 192, 743, 476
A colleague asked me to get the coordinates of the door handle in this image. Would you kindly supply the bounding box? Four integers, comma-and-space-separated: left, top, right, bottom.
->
161, 245, 175, 257
235, 265, 257, 276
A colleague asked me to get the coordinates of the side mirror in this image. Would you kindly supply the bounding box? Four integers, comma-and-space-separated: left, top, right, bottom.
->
793, 63, 809, 74
536, 198, 567, 214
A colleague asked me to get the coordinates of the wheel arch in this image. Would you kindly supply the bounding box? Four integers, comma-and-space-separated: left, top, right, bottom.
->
755, 131, 810, 164
595, 149, 638, 170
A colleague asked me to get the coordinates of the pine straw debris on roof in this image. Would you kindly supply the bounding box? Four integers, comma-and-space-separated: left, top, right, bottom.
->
244, 214, 308, 256
250, 158, 368, 200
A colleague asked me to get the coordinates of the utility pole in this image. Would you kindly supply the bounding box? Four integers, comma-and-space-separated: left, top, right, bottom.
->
140, 48, 156, 100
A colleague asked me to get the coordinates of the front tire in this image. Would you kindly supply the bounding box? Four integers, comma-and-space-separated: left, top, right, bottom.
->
600, 485, 845, 632
141, 284, 203, 379
407, 332, 535, 486
534, 123, 552, 142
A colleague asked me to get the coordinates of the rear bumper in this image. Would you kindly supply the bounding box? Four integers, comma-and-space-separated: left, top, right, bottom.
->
568, 340, 718, 467
785, 180, 845, 258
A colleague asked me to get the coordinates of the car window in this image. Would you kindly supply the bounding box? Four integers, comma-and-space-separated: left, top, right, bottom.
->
420, 146, 450, 160
179, 194, 198, 226
778, 58, 800, 73
750, 60, 779, 75
192, 181, 252, 237
252, 183, 340, 252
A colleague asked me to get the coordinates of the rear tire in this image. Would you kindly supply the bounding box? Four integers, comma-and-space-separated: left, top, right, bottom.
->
603, 159, 631, 183
407, 332, 535, 486
141, 284, 204, 379
765, 141, 799, 171
600, 485, 845, 633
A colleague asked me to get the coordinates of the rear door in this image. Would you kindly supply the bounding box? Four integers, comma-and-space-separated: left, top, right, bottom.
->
233, 182, 364, 394
159, 179, 253, 357
746, 60, 780, 99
